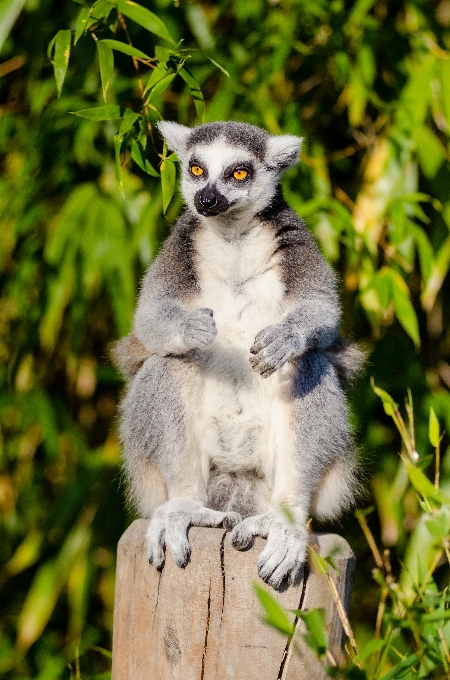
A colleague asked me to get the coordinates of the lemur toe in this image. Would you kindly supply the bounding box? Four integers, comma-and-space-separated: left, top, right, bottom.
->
222, 512, 242, 531
148, 537, 166, 570
230, 523, 254, 550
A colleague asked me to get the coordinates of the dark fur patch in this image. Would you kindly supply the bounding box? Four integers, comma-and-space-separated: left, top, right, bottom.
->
258, 186, 337, 299
145, 210, 201, 300
186, 122, 268, 161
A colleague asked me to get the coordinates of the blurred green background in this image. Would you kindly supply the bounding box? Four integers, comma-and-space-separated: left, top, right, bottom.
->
1, 0, 450, 677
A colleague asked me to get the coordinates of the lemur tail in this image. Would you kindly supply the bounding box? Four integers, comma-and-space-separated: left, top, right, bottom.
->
111, 332, 366, 385
110, 333, 150, 381
321, 336, 366, 385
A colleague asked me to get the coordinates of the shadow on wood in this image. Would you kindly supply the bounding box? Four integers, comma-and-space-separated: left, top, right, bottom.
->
112, 519, 355, 680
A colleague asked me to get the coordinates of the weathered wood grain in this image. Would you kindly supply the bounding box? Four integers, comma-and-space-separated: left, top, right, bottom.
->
112, 520, 355, 680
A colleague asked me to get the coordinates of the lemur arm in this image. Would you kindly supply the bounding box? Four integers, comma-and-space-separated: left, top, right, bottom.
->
250, 223, 341, 378
133, 219, 216, 356
134, 291, 216, 356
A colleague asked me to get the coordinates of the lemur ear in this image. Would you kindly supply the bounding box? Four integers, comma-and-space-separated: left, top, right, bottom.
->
266, 134, 303, 170
157, 121, 191, 156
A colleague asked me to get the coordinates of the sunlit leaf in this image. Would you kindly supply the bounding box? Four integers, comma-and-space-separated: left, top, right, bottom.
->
413, 226, 434, 284
114, 134, 124, 198
53, 29, 72, 96
146, 72, 177, 101
422, 235, 450, 312
160, 156, 176, 212
414, 126, 446, 179
70, 105, 123, 120
117, 0, 174, 43
0, 0, 27, 50
99, 38, 151, 61
346, 0, 376, 28
379, 653, 419, 680
74, 4, 90, 44
428, 407, 439, 448
404, 459, 450, 506
97, 41, 114, 101
253, 583, 293, 635
17, 523, 91, 651
309, 545, 328, 575
298, 608, 327, 657
388, 269, 420, 348
358, 638, 385, 661
370, 377, 398, 417
118, 109, 139, 135
143, 61, 170, 94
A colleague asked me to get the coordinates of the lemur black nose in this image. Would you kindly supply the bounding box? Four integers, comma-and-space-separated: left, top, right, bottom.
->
199, 191, 217, 209
194, 184, 230, 216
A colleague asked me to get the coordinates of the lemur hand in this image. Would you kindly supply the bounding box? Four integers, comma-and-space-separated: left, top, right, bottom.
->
181, 308, 217, 348
249, 322, 304, 378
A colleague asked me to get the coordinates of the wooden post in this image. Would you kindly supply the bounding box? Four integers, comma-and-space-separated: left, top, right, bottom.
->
112, 519, 355, 680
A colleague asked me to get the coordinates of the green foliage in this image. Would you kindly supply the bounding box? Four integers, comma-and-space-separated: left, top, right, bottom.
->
1, 0, 450, 677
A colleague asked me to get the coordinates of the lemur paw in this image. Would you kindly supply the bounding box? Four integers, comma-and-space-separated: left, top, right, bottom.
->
147, 499, 241, 570
182, 308, 217, 349
249, 323, 304, 378
230, 511, 307, 588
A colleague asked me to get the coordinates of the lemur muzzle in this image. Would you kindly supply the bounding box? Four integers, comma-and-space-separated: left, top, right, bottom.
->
194, 184, 230, 216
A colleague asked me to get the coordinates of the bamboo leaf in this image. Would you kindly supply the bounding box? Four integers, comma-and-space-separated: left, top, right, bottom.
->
146, 72, 176, 101
388, 269, 420, 348
118, 109, 139, 135
358, 638, 385, 661
70, 105, 123, 120
379, 654, 419, 680
298, 608, 327, 657
160, 157, 176, 212
53, 29, 72, 96
97, 41, 114, 101
131, 140, 159, 176
114, 134, 124, 198
404, 459, 450, 506
0, 0, 27, 51
429, 407, 439, 448
253, 583, 293, 635
74, 4, 90, 44
309, 545, 328, 575
414, 126, 446, 179
117, 0, 174, 44
370, 378, 398, 417
179, 66, 205, 122
143, 61, 170, 95
99, 38, 151, 61
17, 523, 91, 651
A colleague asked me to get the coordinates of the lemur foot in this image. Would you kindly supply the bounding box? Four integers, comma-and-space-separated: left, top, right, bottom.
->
147, 499, 241, 570
230, 511, 307, 588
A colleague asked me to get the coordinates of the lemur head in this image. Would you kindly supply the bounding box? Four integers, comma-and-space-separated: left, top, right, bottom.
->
157, 121, 303, 219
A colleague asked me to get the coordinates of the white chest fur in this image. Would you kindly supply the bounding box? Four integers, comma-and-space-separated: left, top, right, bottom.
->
193, 220, 285, 347
191, 219, 291, 478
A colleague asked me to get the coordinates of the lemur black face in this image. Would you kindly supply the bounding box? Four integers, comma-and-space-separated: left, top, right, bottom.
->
189, 155, 255, 216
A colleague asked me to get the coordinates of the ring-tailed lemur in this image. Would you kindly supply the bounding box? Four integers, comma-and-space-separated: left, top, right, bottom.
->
114, 121, 363, 588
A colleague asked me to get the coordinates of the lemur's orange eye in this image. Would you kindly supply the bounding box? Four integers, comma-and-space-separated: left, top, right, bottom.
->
233, 168, 248, 180
191, 165, 204, 176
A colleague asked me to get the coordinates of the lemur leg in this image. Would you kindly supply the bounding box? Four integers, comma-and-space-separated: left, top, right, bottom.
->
231, 352, 353, 588
120, 355, 241, 569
